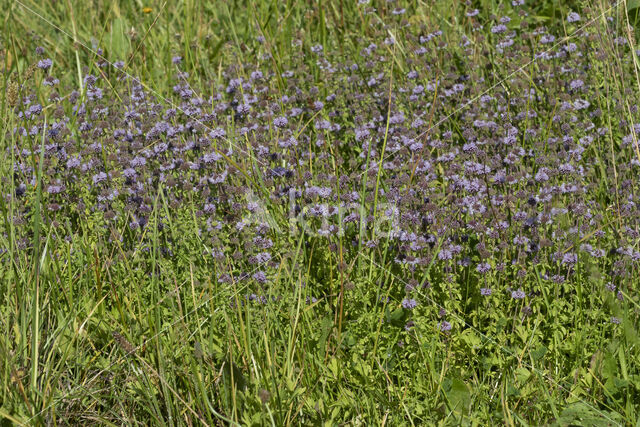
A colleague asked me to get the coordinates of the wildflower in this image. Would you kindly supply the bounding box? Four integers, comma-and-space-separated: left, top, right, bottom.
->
402, 298, 418, 309
574, 99, 590, 110
491, 24, 507, 34
535, 168, 549, 182
511, 289, 526, 299
439, 321, 452, 332
273, 116, 288, 128
66, 157, 82, 169
438, 249, 453, 260
480, 288, 492, 296
47, 184, 64, 194
476, 263, 491, 274
569, 79, 584, 90
92, 172, 108, 185
253, 271, 268, 284
561, 252, 578, 266
209, 127, 226, 139
130, 156, 147, 168
567, 12, 580, 23
37, 59, 53, 70
565, 42, 578, 52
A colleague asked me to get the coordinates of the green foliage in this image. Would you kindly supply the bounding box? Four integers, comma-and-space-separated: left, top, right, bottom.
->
1, 0, 640, 425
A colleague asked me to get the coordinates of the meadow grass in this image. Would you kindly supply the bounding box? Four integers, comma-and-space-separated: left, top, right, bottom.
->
1, 0, 640, 425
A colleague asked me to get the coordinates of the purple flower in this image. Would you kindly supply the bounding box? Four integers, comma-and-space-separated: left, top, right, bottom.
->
288, 107, 303, 117
252, 271, 268, 284
402, 298, 418, 310
47, 184, 64, 194
209, 127, 226, 139
569, 79, 584, 90
513, 235, 529, 246
610, 317, 621, 324
565, 43, 578, 53
511, 289, 526, 299
540, 35, 556, 44
491, 24, 507, 34
567, 12, 580, 23
255, 252, 272, 264
535, 168, 549, 182
476, 263, 491, 274
480, 288, 492, 296
37, 59, 53, 70
574, 99, 590, 110
439, 321, 452, 332
438, 249, 453, 260
122, 168, 137, 178
87, 87, 103, 101
315, 119, 331, 130
43, 77, 59, 87
26, 104, 42, 118
273, 116, 288, 128
66, 157, 81, 169
92, 172, 108, 185
130, 156, 147, 168
562, 253, 578, 266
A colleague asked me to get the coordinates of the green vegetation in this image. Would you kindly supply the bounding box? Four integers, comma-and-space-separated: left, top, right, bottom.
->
1, 0, 640, 425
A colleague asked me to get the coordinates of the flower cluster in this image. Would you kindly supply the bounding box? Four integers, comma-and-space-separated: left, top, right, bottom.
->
3, 4, 637, 333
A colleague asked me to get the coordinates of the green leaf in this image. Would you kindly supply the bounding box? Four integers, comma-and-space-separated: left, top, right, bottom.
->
515, 367, 531, 385
531, 345, 548, 361
443, 378, 471, 415
556, 402, 621, 427
386, 307, 407, 327
458, 329, 481, 349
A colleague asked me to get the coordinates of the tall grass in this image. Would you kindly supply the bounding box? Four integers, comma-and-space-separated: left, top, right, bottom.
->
1, 0, 640, 425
